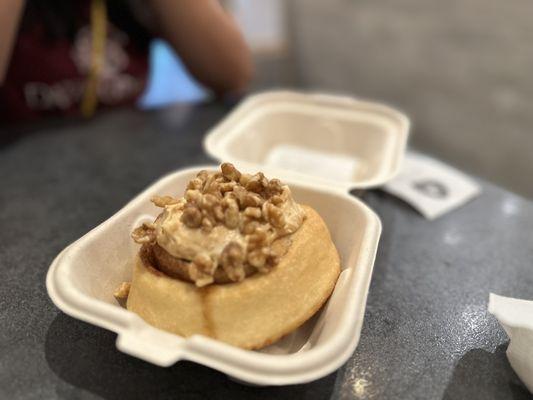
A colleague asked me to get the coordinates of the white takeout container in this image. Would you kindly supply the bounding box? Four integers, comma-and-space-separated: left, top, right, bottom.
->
46, 91, 409, 385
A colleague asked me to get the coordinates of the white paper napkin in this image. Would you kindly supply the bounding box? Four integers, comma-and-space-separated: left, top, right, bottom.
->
488, 293, 533, 393
383, 152, 481, 220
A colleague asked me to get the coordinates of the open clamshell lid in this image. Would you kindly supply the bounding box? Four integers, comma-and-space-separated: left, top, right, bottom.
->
204, 91, 409, 192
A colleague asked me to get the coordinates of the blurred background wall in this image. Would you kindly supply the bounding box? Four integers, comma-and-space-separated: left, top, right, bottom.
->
144, 0, 533, 199
284, 0, 533, 200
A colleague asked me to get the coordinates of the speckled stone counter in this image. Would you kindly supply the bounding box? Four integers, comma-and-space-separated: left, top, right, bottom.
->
1, 104, 532, 399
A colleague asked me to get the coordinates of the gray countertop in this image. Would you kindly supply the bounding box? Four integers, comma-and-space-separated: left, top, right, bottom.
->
1, 104, 533, 399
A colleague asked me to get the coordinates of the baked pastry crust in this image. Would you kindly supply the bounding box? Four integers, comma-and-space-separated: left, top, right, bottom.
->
126, 205, 340, 349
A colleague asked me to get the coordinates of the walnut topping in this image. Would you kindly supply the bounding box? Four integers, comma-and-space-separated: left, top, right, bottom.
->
242, 192, 264, 208
224, 207, 240, 229
242, 220, 259, 235
131, 222, 156, 244
220, 242, 246, 282
189, 253, 216, 287
213, 205, 225, 222
132, 163, 305, 287
222, 196, 238, 209
187, 178, 203, 191
185, 189, 202, 203
203, 173, 218, 194
200, 193, 218, 211
270, 195, 283, 206
221, 162, 241, 181
247, 228, 268, 249
151, 195, 178, 208
196, 170, 209, 182
247, 248, 267, 270
181, 204, 202, 228
113, 282, 131, 300
232, 186, 247, 208
244, 206, 262, 219
266, 179, 283, 197
220, 181, 236, 193
245, 172, 268, 193
239, 173, 252, 186
201, 216, 214, 232
193, 253, 215, 273
263, 202, 285, 228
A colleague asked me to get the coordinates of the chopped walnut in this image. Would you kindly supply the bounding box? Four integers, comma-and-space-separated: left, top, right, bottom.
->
193, 253, 215, 273
224, 207, 240, 229
247, 248, 267, 271
185, 189, 202, 203
239, 173, 252, 186
223, 191, 237, 202
245, 172, 268, 193
181, 204, 202, 228
203, 173, 217, 192
221, 162, 241, 181
151, 195, 178, 207
222, 196, 238, 209
187, 178, 203, 190
244, 207, 262, 219
188, 253, 216, 287
232, 185, 247, 209
242, 192, 264, 208
200, 193, 218, 211
220, 181, 236, 193
201, 216, 214, 232
193, 274, 213, 287
262, 202, 285, 228
265, 179, 283, 198
270, 195, 283, 206
114, 282, 131, 300
213, 204, 225, 221
204, 181, 223, 198
247, 228, 268, 249
131, 222, 156, 244
242, 220, 259, 235
220, 242, 246, 282
196, 170, 209, 182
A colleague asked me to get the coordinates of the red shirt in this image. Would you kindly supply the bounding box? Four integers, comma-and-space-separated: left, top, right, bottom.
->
0, 9, 149, 123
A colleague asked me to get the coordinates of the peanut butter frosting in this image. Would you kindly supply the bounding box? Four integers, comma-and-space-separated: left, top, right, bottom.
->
131, 163, 306, 287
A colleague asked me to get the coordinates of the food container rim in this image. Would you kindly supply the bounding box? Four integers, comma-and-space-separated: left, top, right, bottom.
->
46, 165, 382, 385
203, 90, 410, 193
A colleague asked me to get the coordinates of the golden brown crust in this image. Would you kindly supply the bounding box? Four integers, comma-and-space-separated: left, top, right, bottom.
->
241, 266, 338, 350
127, 205, 340, 350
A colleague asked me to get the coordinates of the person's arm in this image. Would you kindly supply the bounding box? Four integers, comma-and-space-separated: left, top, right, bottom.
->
148, 0, 253, 95
0, 0, 25, 84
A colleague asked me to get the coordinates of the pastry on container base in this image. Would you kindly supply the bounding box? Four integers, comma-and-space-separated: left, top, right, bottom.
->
126, 205, 340, 350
